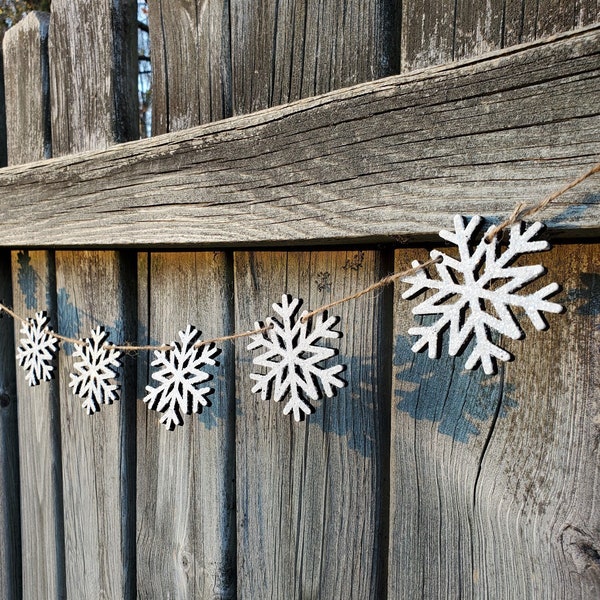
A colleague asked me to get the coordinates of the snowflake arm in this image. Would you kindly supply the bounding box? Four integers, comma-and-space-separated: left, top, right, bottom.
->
144, 325, 219, 430
401, 215, 563, 374
69, 326, 122, 414
16, 311, 59, 386
248, 295, 345, 421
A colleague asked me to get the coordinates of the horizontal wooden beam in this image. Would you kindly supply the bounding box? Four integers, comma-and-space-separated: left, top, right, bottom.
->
0, 26, 599, 248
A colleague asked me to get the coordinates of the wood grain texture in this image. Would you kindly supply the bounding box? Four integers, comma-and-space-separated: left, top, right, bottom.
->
49, 1, 138, 598
0, 249, 20, 599
55, 250, 136, 599
235, 250, 391, 598
136, 252, 236, 599
401, 0, 599, 71
0, 25, 7, 168
389, 243, 600, 598
4, 11, 66, 600
230, 0, 400, 114
149, 0, 232, 134
49, 0, 137, 155
3, 12, 51, 164
0, 27, 598, 247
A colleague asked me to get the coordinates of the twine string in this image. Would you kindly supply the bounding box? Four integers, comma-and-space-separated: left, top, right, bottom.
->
2, 161, 597, 352
485, 161, 600, 242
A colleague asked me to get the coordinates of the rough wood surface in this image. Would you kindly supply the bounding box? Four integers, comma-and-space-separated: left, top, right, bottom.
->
401, 0, 599, 70
149, 0, 232, 133
0, 27, 598, 247
49, 2, 137, 598
230, 0, 400, 114
0, 249, 20, 599
234, 250, 391, 598
48, 0, 137, 154
136, 252, 236, 599
389, 243, 600, 598
4, 12, 66, 600
3, 13, 51, 163
0, 25, 7, 167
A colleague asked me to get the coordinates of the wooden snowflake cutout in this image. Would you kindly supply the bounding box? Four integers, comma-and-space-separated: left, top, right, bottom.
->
69, 326, 122, 414
248, 294, 345, 421
143, 325, 219, 431
401, 215, 563, 374
16, 311, 59, 386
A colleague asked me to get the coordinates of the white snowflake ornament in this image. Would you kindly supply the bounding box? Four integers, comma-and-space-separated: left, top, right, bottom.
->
248, 294, 345, 421
401, 215, 563, 374
144, 325, 219, 431
17, 311, 59, 386
69, 326, 122, 414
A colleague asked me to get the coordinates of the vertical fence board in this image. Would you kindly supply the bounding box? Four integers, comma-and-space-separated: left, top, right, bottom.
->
149, 0, 232, 133
389, 244, 600, 597
4, 14, 66, 599
0, 248, 19, 599
230, 0, 400, 115
136, 252, 236, 599
235, 250, 391, 598
49, 1, 137, 598
0, 25, 7, 167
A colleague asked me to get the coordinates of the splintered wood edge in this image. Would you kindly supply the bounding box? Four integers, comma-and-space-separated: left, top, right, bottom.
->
0, 24, 598, 248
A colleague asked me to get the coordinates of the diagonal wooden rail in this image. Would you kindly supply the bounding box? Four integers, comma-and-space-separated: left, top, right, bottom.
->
0, 25, 598, 248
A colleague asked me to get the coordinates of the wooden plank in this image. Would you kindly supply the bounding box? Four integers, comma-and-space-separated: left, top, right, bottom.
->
0, 26, 598, 246
453, 0, 505, 59
389, 243, 600, 597
0, 24, 7, 168
3, 12, 66, 600
0, 249, 20, 599
235, 250, 391, 598
49, 1, 137, 598
136, 252, 236, 598
230, 0, 400, 113
48, 0, 137, 154
148, 0, 232, 133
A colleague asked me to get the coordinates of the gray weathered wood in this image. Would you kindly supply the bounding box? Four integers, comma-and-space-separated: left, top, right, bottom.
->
0, 27, 598, 247
389, 243, 600, 598
149, 0, 232, 133
3, 13, 51, 163
4, 12, 66, 600
49, 1, 137, 598
235, 250, 391, 598
230, 0, 399, 114
136, 252, 236, 599
0, 249, 20, 600
401, 0, 599, 71
49, 0, 137, 154
0, 24, 7, 168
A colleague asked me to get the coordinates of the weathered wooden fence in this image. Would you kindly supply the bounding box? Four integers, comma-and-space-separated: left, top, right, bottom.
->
0, 1, 599, 598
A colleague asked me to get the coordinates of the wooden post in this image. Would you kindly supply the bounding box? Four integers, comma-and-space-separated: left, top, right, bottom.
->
3, 13, 66, 600
49, 1, 137, 598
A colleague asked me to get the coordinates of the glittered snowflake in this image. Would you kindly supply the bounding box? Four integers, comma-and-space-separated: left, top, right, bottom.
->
69, 326, 122, 414
16, 311, 58, 386
144, 325, 219, 430
248, 294, 345, 421
401, 215, 563, 374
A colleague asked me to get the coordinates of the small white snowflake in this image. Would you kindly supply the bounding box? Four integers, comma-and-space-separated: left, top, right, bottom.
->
69, 326, 122, 414
17, 311, 58, 386
401, 215, 563, 374
144, 325, 219, 430
248, 294, 345, 421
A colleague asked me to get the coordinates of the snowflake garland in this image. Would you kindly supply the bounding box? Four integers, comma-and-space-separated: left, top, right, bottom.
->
16, 311, 59, 386
143, 325, 219, 430
69, 326, 122, 414
248, 294, 345, 421
401, 215, 563, 374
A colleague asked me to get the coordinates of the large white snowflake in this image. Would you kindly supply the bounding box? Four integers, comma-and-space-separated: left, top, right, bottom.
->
69, 326, 122, 414
401, 215, 563, 374
16, 311, 59, 386
248, 294, 345, 421
143, 325, 219, 430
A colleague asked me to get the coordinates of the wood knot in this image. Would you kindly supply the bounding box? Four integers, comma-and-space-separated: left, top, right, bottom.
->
0, 393, 10, 408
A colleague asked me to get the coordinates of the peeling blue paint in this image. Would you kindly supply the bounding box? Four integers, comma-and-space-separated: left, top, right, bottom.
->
16, 251, 38, 310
